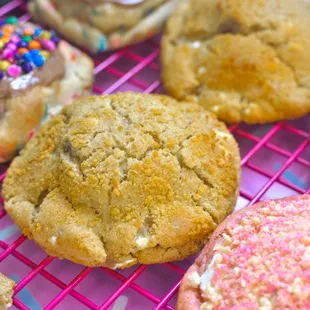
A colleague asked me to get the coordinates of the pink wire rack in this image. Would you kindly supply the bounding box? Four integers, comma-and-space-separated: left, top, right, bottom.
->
0, 1, 309, 309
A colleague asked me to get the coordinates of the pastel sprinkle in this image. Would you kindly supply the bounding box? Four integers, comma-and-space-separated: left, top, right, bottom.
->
7, 64, 21, 77
0, 70, 4, 80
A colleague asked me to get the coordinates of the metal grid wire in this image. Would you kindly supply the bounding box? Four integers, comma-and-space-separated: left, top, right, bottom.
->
0, 1, 309, 309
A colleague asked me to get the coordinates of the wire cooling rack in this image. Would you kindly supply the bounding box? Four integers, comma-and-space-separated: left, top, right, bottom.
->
0, 1, 309, 309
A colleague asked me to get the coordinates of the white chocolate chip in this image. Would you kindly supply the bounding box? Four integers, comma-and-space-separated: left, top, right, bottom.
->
259, 297, 272, 310
187, 271, 201, 288
191, 41, 201, 48
135, 235, 150, 250
222, 233, 232, 245
49, 236, 57, 245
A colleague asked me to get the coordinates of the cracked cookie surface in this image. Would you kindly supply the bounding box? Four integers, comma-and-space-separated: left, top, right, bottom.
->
2, 93, 240, 269
161, 0, 310, 124
0, 273, 15, 309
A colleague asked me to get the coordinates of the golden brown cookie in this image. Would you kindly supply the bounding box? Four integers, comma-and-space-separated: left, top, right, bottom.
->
0, 273, 15, 309
2, 93, 240, 269
161, 0, 310, 124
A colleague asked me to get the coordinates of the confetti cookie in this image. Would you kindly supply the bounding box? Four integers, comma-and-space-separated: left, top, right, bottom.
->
2, 93, 240, 269
177, 195, 310, 310
0, 17, 94, 163
0, 273, 15, 309
29, 0, 179, 53
161, 0, 310, 124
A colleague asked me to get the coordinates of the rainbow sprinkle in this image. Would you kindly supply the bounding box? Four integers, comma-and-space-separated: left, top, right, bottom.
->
0, 16, 61, 79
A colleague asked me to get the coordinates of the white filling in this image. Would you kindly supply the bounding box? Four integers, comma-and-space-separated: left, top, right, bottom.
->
187, 271, 201, 288
135, 235, 150, 250
288, 278, 303, 298
200, 253, 220, 292
259, 297, 272, 310
113, 258, 136, 269
49, 236, 57, 245
191, 41, 201, 48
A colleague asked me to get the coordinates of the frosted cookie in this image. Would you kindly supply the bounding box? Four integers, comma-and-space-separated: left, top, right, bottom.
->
177, 195, 310, 310
2, 93, 240, 269
0, 17, 94, 163
29, 0, 179, 53
0, 273, 15, 309
161, 0, 310, 124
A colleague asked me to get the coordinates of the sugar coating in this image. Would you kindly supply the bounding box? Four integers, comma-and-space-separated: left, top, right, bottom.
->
199, 199, 310, 309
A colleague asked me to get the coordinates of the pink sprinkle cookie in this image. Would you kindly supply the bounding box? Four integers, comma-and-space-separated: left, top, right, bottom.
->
177, 195, 310, 310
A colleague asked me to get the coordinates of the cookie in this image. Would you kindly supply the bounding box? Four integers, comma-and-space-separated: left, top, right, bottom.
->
2, 93, 240, 269
0, 273, 15, 309
177, 195, 310, 310
161, 0, 310, 124
0, 17, 94, 163
29, 0, 179, 53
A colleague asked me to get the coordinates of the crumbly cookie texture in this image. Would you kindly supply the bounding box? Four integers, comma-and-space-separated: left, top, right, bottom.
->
0, 273, 15, 309
177, 195, 310, 310
3, 93, 240, 269
161, 0, 310, 124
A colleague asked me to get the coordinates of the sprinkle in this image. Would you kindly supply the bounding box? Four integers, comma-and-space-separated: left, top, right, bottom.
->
1, 35, 10, 43
5, 16, 18, 25
0, 61, 9, 71
18, 47, 28, 55
29, 40, 41, 50
32, 54, 45, 67
0, 70, 4, 80
21, 62, 32, 73
40, 50, 50, 60
6, 42, 17, 51
41, 39, 55, 52
2, 25, 15, 34
33, 28, 43, 38
22, 35, 32, 42
10, 34, 21, 43
30, 49, 40, 55
23, 52, 32, 61
51, 36, 60, 45
23, 28, 34, 36
7, 64, 21, 77
0, 41, 4, 50
2, 48, 13, 59
39, 30, 51, 40
18, 41, 28, 48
